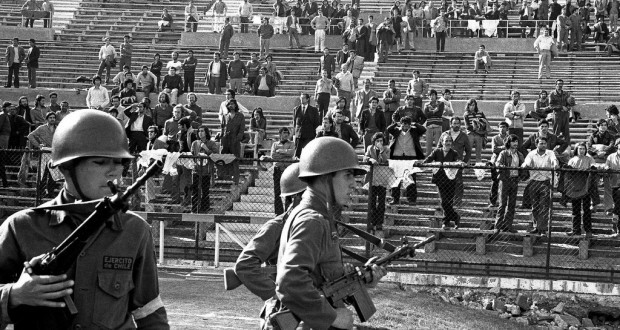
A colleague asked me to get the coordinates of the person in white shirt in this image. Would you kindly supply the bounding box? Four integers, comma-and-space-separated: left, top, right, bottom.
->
96, 37, 116, 83
238, 0, 253, 33
533, 27, 555, 80
438, 88, 454, 131
503, 90, 526, 147
136, 65, 159, 96
166, 51, 183, 72
522, 136, 558, 235
334, 63, 355, 114
85, 76, 110, 110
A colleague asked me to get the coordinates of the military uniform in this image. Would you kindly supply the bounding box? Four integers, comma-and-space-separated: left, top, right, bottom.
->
276, 190, 345, 329
0, 190, 169, 329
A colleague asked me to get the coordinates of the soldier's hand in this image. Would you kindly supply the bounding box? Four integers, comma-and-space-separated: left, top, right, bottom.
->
331, 307, 354, 329
8, 256, 74, 309
366, 263, 387, 288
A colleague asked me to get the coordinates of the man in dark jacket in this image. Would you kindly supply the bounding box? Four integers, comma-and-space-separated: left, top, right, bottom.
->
253, 67, 277, 97
331, 109, 359, 147
25, 38, 40, 89
162, 67, 184, 105
124, 101, 155, 153
205, 52, 228, 95
387, 116, 426, 204
293, 93, 321, 157
4, 37, 26, 88
318, 48, 336, 78
219, 17, 235, 59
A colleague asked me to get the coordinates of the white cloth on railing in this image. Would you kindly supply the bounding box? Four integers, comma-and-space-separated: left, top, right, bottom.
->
210, 153, 237, 165
482, 20, 499, 37
388, 159, 419, 188
473, 162, 488, 181
430, 18, 437, 37
176, 152, 196, 170
427, 161, 461, 180
138, 149, 168, 168
162, 152, 181, 176
468, 20, 480, 32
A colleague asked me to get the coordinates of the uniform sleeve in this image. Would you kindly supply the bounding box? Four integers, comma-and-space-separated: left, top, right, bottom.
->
0, 218, 24, 328
276, 216, 337, 329
130, 221, 169, 329
234, 219, 283, 301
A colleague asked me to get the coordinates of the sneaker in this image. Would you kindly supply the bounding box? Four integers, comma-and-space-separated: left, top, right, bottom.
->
566, 231, 582, 236
441, 224, 449, 230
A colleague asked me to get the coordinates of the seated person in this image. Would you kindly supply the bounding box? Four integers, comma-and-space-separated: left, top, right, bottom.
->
474, 44, 491, 74
592, 17, 610, 43
159, 8, 174, 32
119, 79, 137, 106
588, 119, 616, 161
605, 31, 620, 56
316, 115, 338, 137
530, 90, 552, 121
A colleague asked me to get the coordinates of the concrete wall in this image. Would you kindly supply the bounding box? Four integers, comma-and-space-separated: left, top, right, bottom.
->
0, 89, 607, 120
181, 32, 535, 53
0, 26, 54, 41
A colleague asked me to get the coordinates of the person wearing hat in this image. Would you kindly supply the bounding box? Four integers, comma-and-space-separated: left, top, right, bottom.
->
0, 110, 169, 329
96, 37, 116, 84
85, 75, 110, 110
234, 163, 307, 306
274, 137, 387, 329
227, 52, 247, 94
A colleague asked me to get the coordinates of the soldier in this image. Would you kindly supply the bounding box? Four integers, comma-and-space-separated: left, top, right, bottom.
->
275, 137, 387, 329
0, 110, 169, 329
234, 163, 307, 302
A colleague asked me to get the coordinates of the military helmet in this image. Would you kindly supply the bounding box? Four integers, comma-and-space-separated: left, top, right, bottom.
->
298, 137, 366, 178
280, 163, 307, 197
51, 109, 133, 167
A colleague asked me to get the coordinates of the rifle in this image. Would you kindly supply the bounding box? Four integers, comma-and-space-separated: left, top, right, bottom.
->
271, 235, 437, 328
26, 160, 163, 315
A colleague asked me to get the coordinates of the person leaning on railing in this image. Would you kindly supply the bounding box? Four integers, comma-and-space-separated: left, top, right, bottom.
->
565, 142, 597, 237
191, 125, 218, 213
363, 132, 390, 238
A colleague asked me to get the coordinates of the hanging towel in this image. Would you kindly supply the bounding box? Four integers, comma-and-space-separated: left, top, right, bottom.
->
482, 20, 499, 37
163, 152, 181, 176
468, 20, 480, 32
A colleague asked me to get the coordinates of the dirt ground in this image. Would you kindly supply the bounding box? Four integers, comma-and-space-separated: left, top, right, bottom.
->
159, 271, 532, 330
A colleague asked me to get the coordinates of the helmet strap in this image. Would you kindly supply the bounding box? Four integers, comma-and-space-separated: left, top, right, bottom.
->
63, 160, 90, 201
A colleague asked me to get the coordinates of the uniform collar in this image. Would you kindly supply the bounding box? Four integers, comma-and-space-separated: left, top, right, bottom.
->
298, 188, 332, 220
33, 189, 124, 231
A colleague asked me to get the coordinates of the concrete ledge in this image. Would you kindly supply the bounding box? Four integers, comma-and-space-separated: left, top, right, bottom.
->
0, 26, 54, 41
387, 272, 620, 296
181, 31, 343, 50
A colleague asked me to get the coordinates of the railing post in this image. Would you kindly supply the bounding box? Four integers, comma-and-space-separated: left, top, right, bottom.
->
215, 222, 221, 267
365, 162, 374, 257
545, 168, 554, 279
195, 156, 202, 260
35, 150, 42, 206
159, 220, 165, 265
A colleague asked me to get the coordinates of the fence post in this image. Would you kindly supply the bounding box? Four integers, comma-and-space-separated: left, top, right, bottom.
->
215, 222, 221, 267
545, 168, 555, 279
195, 156, 202, 261
35, 150, 42, 206
159, 221, 165, 265
365, 162, 374, 257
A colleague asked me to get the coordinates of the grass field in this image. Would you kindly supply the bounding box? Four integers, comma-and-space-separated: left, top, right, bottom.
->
160, 271, 532, 330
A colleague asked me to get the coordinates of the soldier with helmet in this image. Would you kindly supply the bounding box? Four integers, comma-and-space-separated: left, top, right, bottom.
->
274, 137, 387, 329
235, 163, 307, 303
0, 110, 169, 329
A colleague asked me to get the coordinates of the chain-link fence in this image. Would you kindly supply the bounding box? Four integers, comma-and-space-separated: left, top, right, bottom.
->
4, 147, 620, 282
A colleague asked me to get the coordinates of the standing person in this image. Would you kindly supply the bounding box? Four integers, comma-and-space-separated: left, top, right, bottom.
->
219, 17, 235, 60
221, 99, 245, 184
363, 132, 391, 237
330, 109, 359, 146
504, 90, 526, 147
124, 101, 154, 154
522, 136, 559, 235
119, 35, 133, 72
185, 0, 199, 32
182, 50, 198, 93
293, 93, 321, 157
534, 27, 555, 80
275, 137, 386, 330
406, 70, 428, 110
205, 52, 228, 95
252, 67, 277, 97
355, 18, 369, 59
565, 142, 596, 237
311, 10, 330, 52
212, 0, 228, 31
382, 79, 402, 129
438, 88, 454, 132
286, 11, 302, 49
257, 17, 275, 59
96, 37, 115, 84
393, 94, 426, 125
403, 10, 416, 51
439, 116, 471, 206
245, 53, 261, 92
227, 52, 247, 94
5, 38, 26, 89
0, 104, 10, 187
359, 96, 387, 150
151, 53, 164, 90
316, 115, 338, 137
268, 127, 295, 215
605, 143, 620, 237
85, 76, 110, 110
162, 67, 184, 105
352, 78, 377, 121
548, 78, 572, 142
0, 110, 169, 329
366, 15, 378, 60
423, 89, 445, 155
136, 65, 158, 96
494, 134, 524, 233
336, 43, 349, 67
191, 125, 218, 213
318, 48, 336, 79
25, 38, 40, 89
345, 49, 364, 90
153, 92, 173, 129
21, 0, 39, 28
557, 7, 571, 52
424, 134, 463, 229
238, 0, 253, 33
314, 69, 337, 118
27, 111, 57, 196
41, 0, 54, 28
334, 63, 354, 115
250, 107, 266, 146
568, 8, 583, 51
463, 98, 487, 164
489, 122, 510, 208
387, 116, 426, 205
433, 8, 447, 52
